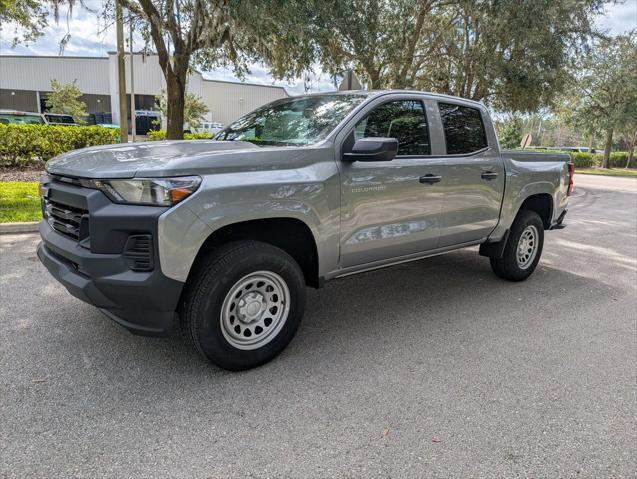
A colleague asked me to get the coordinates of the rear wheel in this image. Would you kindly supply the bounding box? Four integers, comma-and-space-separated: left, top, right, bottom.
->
181, 241, 306, 370
490, 210, 544, 281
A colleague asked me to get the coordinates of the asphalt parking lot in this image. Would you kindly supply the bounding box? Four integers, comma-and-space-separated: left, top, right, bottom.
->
1, 174, 636, 478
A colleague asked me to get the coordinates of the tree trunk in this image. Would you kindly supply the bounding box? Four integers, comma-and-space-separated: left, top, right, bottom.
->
165, 75, 185, 140
366, 65, 381, 90
165, 57, 189, 140
601, 128, 613, 169
626, 131, 636, 169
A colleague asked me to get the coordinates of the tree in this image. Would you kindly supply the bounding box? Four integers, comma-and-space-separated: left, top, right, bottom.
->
119, 0, 244, 140
280, 0, 605, 112
567, 32, 637, 168
618, 128, 637, 168
497, 116, 524, 149
154, 88, 209, 129
1, 1, 84, 47
45, 79, 88, 123
0, 0, 48, 45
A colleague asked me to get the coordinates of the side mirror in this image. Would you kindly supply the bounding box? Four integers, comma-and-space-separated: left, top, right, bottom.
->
343, 137, 398, 162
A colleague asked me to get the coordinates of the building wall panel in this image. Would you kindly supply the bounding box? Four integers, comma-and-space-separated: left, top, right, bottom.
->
0, 56, 109, 94
0, 89, 39, 112
201, 80, 288, 125
1, 55, 290, 128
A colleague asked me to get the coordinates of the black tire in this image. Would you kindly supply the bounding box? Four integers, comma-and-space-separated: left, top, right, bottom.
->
489, 210, 544, 282
181, 240, 306, 371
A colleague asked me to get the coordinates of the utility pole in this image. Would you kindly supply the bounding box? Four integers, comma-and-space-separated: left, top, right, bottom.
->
115, 0, 128, 143
129, 13, 136, 142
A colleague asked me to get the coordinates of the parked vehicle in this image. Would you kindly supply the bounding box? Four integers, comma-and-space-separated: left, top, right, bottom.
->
529, 146, 598, 154
43, 113, 78, 126
558, 146, 597, 154
134, 110, 161, 135
195, 121, 224, 135
0, 109, 46, 125
38, 91, 572, 370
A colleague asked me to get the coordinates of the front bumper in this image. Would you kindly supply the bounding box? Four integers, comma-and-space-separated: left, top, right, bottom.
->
37, 178, 185, 336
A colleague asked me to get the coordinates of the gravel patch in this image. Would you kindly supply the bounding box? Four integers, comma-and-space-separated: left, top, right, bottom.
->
0, 167, 45, 182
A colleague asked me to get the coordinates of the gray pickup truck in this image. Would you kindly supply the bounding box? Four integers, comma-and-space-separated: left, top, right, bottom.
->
38, 91, 572, 370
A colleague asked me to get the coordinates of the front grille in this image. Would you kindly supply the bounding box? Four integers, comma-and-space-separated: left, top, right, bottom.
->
43, 198, 89, 241
50, 174, 83, 187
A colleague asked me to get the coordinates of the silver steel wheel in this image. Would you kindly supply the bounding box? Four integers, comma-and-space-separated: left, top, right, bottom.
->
220, 271, 291, 350
516, 225, 539, 269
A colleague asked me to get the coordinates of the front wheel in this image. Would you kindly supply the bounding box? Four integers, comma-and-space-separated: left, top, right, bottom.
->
489, 210, 544, 281
181, 241, 306, 370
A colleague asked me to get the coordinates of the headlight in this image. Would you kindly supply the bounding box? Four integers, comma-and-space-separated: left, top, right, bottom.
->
86, 176, 201, 206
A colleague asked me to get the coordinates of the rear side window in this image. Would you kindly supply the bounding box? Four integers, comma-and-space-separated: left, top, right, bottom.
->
438, 103, 488, 155
355, 100, 431, 156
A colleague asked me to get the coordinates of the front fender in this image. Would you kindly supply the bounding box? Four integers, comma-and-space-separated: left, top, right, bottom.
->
159, 163, 341, 282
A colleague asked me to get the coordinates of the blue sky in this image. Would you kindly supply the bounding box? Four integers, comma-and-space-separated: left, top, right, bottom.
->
1, 0, 635, 94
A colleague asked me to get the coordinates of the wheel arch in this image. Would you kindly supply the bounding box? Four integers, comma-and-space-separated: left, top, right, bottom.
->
518, 193, 553, 229
188, 217, 321, 288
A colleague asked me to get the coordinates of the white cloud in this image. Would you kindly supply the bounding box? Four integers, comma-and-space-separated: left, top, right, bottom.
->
596, 0, 637, 35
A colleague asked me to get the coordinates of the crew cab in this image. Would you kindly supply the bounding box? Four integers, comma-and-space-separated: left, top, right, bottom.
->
37, 91, 572, 370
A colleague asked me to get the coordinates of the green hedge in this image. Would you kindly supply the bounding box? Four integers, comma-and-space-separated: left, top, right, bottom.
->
569, 151, 631, 168
569, 152, 599, 168
0, 124, 119, 167
607, 151, 631, 168
147, 129, 214, 141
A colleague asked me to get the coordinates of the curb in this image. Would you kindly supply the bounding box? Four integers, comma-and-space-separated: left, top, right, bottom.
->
0, 222, 39, 235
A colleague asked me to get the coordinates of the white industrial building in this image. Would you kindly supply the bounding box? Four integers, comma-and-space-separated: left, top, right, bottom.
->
0, 53, 288, 127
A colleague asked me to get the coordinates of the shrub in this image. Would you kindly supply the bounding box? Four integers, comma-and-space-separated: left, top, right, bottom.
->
146, 129, 166, 141
0, 124, 119, 167
146, 129, 214, 141
580, 152, 630, 168
609, 151, 630, 168
570, 152, 599, 168
186, 131, 215, 140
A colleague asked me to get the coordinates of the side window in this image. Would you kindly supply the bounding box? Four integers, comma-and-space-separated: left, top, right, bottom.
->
438, 103, 488, 155
355, 100, 431, 156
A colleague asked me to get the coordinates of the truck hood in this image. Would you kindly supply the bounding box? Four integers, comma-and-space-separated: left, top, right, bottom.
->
45, 140, 298, 179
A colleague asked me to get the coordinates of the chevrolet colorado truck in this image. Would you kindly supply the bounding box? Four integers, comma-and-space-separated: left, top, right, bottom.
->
38, 91, 572, 370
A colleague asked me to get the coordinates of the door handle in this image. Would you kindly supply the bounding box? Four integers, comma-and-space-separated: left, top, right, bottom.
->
419, 174, 442, 184
481, 171, 499, 180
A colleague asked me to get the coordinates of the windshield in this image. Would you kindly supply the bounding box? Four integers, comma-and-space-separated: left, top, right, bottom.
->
215, 94, 367, 146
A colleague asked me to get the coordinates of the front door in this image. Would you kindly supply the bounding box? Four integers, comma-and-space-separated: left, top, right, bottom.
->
338, 98, 443, 268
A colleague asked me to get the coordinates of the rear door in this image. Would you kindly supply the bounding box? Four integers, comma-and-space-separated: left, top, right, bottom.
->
432, 101, 505, 247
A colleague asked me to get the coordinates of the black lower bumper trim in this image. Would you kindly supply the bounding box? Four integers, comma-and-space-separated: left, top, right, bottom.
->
99, 309, 177, 337
38, 220, 184, 336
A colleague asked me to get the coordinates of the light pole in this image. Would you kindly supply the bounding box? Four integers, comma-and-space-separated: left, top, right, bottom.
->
115, 0, 128, 143
129, 13, 136, 142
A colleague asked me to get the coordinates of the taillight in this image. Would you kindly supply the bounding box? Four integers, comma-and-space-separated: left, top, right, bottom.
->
567, 162, 574, 196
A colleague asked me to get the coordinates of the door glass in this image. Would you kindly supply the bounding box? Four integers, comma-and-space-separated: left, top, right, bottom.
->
438, 103, 488, 154
355, 100, 431, 156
